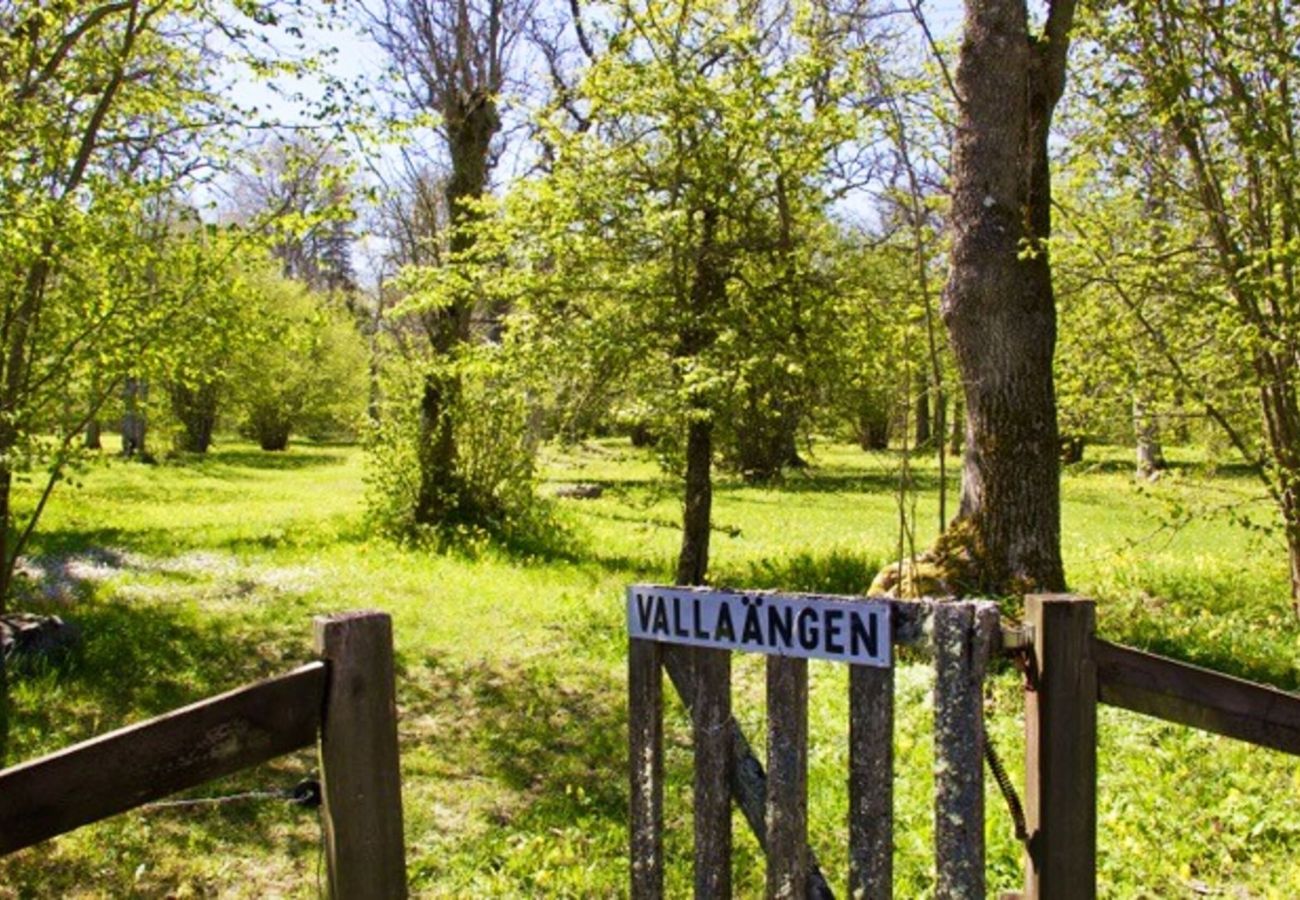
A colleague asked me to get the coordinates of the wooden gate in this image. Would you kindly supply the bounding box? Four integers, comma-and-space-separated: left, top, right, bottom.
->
627, 585, 1000, 899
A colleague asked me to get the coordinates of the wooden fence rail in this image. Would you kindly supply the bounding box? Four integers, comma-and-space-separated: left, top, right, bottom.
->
0, 610, 406, 900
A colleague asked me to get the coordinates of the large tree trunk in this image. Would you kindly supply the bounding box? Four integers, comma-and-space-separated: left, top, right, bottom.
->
938, 0, 1075, 594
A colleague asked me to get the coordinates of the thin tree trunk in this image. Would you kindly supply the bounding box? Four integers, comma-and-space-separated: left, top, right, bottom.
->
938, 0, 1075, 593
676, 418, 713, 586
84, 418, 101, 450
414, 372, 459, 524
121, 378, 148, 459
948, 393, 963, 456
915, 378, 932, 447
1133, 391, 1165, 478
674, 206, 722, 586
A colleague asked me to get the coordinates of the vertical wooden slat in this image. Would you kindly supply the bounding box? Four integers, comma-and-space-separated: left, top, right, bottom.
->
694, 646, 733, 898
933, 602, 996, 900
1023, 594, 1097, 900
766, 656, 808, 900
630, 637, 665, 899
314, 610, 407, 899
848, 662, 893, 900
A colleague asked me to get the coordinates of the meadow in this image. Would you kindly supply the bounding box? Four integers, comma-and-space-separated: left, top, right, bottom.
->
2, 437, 1298, 898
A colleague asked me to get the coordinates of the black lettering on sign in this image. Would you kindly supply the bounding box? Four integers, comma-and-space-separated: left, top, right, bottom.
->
768, 605, 793, 649
797, 608, 819, 650
742, 598, 763, 644
714, 603, 736, 642
691, 598, 709, 639
672, 596, 688, 638
652, 596, 670, 636
635, 594, 654, 632
824, 608, 844, 654
850, 610, 879, 658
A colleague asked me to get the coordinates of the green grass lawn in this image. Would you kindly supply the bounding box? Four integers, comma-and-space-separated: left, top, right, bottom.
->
2, 437, 1299, 897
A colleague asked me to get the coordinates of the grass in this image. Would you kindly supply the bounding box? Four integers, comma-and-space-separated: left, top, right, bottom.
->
1, 436, 1299, 897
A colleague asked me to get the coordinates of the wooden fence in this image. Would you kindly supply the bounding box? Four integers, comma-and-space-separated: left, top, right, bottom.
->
1015, 593, 1300, 900
629, 591, 1001, 899
0, 610, 407, 900
632, 591, 1300, 899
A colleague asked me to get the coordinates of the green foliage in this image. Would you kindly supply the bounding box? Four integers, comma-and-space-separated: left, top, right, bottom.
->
228, 270, 368, 450
480, 0, 872, 483
365, 345, 549, 550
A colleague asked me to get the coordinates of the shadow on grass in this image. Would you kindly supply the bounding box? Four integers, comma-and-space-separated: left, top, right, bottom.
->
176, 447, 348, 474
10, 598, 308, 750
737, 466, 954, 496
2, 599, 322, 895
1068, 457, 1263, 480
403, 652, 630, 835
712, 548, 883, 596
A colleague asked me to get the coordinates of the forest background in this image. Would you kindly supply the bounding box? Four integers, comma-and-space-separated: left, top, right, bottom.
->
2, 0, 1300, 894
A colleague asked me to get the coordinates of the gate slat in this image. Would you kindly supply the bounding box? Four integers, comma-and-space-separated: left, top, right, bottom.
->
766, 655, 808, 900
630, 637, 664, 899
933, 602, 997, 899
694, 646, 732, 898
848, 662, 893, 900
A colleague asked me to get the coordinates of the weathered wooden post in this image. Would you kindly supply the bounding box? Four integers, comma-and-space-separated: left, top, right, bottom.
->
629, 636, 664, 898
766, 655, 808, 899
693, 646, 733, 897
315, 611, 407, 899
1023, 594, 1097, 900
933, 601, 998, 899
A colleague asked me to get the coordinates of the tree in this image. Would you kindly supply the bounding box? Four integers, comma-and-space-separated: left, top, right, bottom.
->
935, 0, 1077, 594
364, 0, 532, 529
230, 269, 369, 451
493, 0, 865, 584
1066, 0, 1300, 607
0, 0, 325, 761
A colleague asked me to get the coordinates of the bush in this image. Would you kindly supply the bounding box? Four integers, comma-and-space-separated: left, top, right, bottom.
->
365, 346, 551, 550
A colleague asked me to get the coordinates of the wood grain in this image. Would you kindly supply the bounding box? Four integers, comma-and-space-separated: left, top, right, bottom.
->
0, 662, 325, 856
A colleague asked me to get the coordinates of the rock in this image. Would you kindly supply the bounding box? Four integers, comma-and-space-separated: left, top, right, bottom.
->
868, 559, 957, 599
554, 483, 604, 500
1, 613, 81, 671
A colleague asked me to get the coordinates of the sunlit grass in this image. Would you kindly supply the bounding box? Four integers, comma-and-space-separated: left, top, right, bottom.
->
1, 436, 1297, 896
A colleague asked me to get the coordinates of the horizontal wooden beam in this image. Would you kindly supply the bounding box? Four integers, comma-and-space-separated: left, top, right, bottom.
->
0, 662, 327, 855
1094, 639, 1300, 756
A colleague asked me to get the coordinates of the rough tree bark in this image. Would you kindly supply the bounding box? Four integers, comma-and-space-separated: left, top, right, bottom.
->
938, 0, 1076, 594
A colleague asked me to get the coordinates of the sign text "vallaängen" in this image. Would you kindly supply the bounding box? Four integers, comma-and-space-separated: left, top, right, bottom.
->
626, 585, 890, 667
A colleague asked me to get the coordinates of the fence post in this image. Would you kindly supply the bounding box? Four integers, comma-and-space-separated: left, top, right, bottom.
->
848, 663, 893, 900
629, 637, 664, 899
1023, 594, 1096, 900
693, 646, 733, 898
766, 655, 808, 900
315, 611, 407, 899
933, 601, 997, 899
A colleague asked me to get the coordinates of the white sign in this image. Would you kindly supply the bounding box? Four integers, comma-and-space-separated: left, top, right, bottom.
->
626, 585, 891, 667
